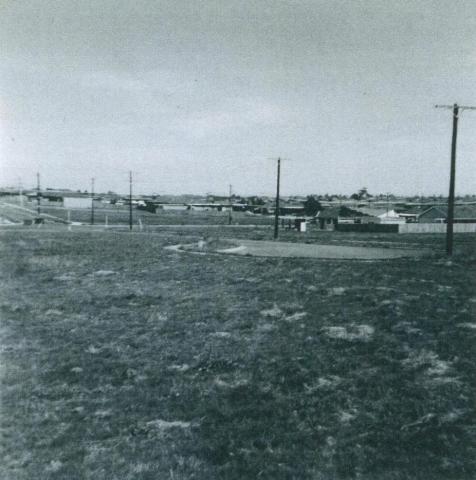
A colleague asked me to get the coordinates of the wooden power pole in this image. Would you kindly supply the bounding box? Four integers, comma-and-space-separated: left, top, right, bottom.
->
274, 158, 281, 240
228, 184, 233, 225
435, 103, 476, 255
36, 172, 41, 216
91, 177, 95, 225
129, 171, 133, 231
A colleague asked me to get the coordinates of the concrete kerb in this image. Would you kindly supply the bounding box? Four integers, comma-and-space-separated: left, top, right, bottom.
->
166, 238, 427, 260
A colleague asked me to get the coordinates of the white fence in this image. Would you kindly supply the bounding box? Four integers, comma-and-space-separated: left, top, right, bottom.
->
399, 223, 476, 234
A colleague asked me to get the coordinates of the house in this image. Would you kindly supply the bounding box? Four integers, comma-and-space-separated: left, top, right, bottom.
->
279, 216, 308, 232
356, 207, 405, 224
394, 206, 426, 223
37, 191, 64, 203
252, 206, 271, 215
278, 205, 306, 216
452, 205, 476, 223
26, 190, 93, 209
190, 203, 224, 212
231, 203, 247, 212
206, 194, 234, 203
159, 203, 189, 211
316, 206, 364, 229
418, 205, 476, 223
416, 206, 447, 223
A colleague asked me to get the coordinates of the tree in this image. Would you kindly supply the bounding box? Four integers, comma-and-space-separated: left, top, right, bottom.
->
303, 195, 322, 216
247, 196, 265, 206
138, 201, 157, 213
351, 187, 372, 201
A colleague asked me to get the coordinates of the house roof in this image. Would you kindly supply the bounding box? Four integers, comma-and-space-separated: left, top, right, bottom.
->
454, 205, 476, 219
418, 206, 447, 218
317, 206, 363, 219
279, 205, 305, 210
316, 207, 340, 219
27, 191, 91, 199
419, 205, 476, 219
395, 206, 427, 215
356, 207, 399, 217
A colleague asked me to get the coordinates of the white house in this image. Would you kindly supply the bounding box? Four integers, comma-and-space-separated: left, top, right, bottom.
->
357, 207, 405, 224
378, 210, 405, 224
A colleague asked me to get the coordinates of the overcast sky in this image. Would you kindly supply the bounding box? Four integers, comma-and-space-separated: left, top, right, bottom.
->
1, 0, 475, 196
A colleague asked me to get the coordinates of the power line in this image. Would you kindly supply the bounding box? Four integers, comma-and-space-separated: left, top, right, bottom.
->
435, 103, 476, 255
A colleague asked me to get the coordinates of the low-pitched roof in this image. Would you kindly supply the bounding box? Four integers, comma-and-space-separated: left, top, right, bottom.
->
356, 207, 398, 217
454, 205, 476, 219
317, 206, 363, 219
419, 205, 476, 219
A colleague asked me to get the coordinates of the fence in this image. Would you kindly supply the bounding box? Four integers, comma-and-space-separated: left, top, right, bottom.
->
399, 223, 476, 234
336, 224, 399, 233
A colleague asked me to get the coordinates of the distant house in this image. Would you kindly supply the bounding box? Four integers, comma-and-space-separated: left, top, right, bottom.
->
278, 205, 306, 216
279, 216, 308, 232
418, 205, 476, 224
394, 206, 426, 223
159, 203, 189, 211
206, 195, 233, 203
38, 192, 63, 203
190, 203, 225, 212
231, 203, 247, 212
452, 205, 476, 223
316, 206, 364, 229
26, 190, 93, 209
356, 208, 405, 224
252, 206, 271, 215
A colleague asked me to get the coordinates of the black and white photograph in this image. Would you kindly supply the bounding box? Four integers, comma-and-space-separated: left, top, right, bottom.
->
0, 1, 475, 478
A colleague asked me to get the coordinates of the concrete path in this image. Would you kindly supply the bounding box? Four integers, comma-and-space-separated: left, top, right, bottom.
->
217, 239, 424, 259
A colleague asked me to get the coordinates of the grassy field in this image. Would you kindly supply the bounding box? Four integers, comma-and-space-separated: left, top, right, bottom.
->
0, 198, 275, 226
39, 205, 275, 226
1, 226, 475, 479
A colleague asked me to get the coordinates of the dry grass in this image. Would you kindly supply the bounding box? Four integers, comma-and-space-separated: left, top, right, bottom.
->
0, 227, 475, 479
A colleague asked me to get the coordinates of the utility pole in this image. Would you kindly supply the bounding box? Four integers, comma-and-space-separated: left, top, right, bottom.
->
435, 103, 476, 255
129, 171, 133, 231
228, 184, 233, 225
91, 177, 95, 225
18, 177, 24, 207
274, 158, 281, 240
36, 172, 41, 217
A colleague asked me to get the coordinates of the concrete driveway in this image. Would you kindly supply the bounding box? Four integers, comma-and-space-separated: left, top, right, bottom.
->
217, 239, 425, 260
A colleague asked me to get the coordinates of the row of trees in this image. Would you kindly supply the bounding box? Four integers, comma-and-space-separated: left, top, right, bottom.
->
303, 187, 372, 215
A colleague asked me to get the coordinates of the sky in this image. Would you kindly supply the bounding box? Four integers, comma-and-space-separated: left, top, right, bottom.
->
1, 0, 475, 196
